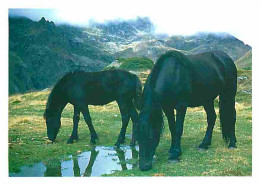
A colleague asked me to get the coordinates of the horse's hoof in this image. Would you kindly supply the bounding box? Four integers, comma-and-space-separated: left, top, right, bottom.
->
130, 141, 136, 147
168, 152, 181, 161
115, 139, 125, 146
228, 146, 237, 149
67, 138, 74, 144
197, 144, 209, 151
168, 158, 180, 163
90, 140, 96, 144
197, 147, 208, 152
198, 142, 210, 149
91, 134, 99, 141
114, 142, 121, 148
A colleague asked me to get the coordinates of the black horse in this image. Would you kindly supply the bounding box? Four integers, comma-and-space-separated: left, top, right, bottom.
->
44, 69, 142, 147
136, 50, 237, 171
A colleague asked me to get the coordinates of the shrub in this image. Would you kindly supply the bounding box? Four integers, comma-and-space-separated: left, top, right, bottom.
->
104, 57, 154, 71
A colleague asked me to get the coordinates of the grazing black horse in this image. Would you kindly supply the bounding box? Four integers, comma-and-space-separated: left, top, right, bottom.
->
136, 50, 237, 171
43, 69, 142, 147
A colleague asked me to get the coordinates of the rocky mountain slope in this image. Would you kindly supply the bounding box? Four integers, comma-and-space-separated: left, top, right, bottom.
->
9, 16, 251, 95
9, 16, 114, 94
82, 18, 251, 62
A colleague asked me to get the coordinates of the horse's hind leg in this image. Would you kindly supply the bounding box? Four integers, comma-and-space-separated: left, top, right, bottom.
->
115, 99, 130, 147
198, 100, 217, 149
67, 106, 80, 144
129, 103, 138, 147
81, 106, 98, 144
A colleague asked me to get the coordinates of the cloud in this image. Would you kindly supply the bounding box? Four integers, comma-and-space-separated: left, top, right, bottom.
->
8, 0, 258, 45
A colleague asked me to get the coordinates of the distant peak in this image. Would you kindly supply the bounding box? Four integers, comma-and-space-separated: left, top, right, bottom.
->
39, 17, 46, 23
37, 17, 55, 27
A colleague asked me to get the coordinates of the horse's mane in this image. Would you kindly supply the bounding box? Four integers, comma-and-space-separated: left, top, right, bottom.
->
150, 50, 190, 88
44, 72, 74, 118
139, 75, 165, 139
138, 84, 164, 140
138, 51, 189, 138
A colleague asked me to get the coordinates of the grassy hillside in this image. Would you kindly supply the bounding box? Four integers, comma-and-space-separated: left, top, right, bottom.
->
104, 57, 154, 71
235, 50, 252, 70
9, 16, 114, 95
8, 70, 252, 176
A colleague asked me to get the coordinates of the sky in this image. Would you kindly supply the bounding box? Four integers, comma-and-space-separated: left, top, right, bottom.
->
7, 0, 260, 45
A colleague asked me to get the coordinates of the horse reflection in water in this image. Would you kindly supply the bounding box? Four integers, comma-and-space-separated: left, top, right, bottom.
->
44, 158, 62, 177
43, 146, 138, 177
82, 148, 99, 177
114, 147, 139, 170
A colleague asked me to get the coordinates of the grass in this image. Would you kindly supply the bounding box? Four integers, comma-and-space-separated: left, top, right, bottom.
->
8, 70, 252, 176
235, 50, 252, 70
104, 57, 154, 71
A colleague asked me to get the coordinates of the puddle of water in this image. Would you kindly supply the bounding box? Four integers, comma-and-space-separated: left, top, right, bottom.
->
9, 146, 139, 177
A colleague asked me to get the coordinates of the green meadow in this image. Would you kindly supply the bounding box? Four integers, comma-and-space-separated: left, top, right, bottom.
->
8, 69, 252, 176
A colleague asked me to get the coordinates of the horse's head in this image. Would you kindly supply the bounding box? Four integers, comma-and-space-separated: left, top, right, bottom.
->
136, 108, 163, 171
44, 109, 61, 142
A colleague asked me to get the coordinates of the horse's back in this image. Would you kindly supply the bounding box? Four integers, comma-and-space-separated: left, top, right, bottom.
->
187, 51, 237, 86
188, 50, 236, 72
186, 51, 237, 106
151, 50, 237, 108
62, 70, 138, 105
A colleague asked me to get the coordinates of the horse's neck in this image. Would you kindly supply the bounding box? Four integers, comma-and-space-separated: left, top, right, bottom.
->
141, 90, 161, 118
56, 103, 67, 115
47, 86, 68, 112
47, 98, 67, 117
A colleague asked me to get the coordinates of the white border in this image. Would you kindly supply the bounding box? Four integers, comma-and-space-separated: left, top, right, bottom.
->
1, 1, 260, 186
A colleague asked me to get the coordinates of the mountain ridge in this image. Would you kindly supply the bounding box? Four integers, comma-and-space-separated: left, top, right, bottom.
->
9, 16, 252, 95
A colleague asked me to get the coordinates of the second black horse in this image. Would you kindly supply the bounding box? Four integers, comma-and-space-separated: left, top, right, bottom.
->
44, 69, 142, 147
136, 50, 237, 171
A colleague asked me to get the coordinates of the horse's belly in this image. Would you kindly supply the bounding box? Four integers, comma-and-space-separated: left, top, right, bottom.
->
189, 89, 219, 107
87, 93, 116, 105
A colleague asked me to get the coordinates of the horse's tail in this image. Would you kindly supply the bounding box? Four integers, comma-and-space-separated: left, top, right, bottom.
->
133, 75, 142, 110
219, 91, 236, 143
212, 50, 237, 145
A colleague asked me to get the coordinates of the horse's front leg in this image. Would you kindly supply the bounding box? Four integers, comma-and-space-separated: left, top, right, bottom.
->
67, 106, 80, 144
169, 106, 187, 161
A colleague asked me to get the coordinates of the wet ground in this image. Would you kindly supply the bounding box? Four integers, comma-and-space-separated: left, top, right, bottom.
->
9, 146, 139, 177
